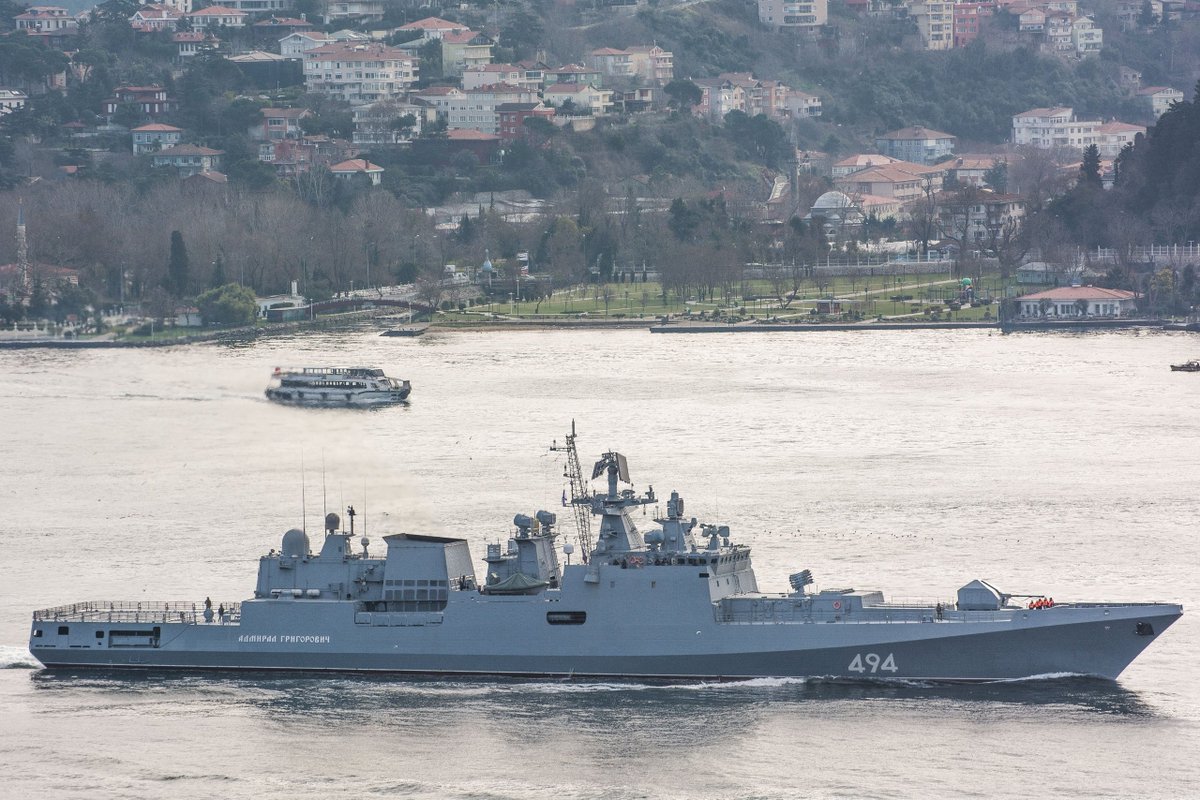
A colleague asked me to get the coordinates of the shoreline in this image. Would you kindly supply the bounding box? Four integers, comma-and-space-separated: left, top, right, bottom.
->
0, 316, 1182, 348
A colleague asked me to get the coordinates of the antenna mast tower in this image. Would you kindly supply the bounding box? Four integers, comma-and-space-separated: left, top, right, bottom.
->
551, 420, 592, 554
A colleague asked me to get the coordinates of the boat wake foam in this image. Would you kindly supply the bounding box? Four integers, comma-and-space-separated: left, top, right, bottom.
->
489, 676, 812, 694
987, 671, 1095, 684
0, 645, 40, 669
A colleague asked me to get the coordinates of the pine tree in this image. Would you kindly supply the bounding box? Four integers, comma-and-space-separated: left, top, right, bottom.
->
209, 255, 226, 288
168, 230, 190, 297
1080, 144, 1103, 187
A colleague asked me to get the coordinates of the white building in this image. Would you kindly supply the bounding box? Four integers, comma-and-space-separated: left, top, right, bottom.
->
0, 89, 28, 115
462, 63, 542, 92
353, 100, 423, 145
1095, 121, 1145, 158
1136, 86, 1183, 119
1012, 107, 1098, 149
756, 0, 828, 30
323, 0, 384, 23
185, 5, 247, 29
1016, 286, 1137, 317
14, 5, 74, 32
542, 83, 614, 116
131, 122, 182, 154
1071, 16, 1102, 55
303, 42, 419, 105
280, 31, 334, 59
588, 45, 674, 84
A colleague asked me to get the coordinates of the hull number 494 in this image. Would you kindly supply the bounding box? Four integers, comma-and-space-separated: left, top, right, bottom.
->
848, 653, 898, 674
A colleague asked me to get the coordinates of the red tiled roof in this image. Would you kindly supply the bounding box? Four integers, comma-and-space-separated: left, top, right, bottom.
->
415, 86, 464, 96
1017, 286, 1137, 301
261, 107, 309, 118
441, 29, 484, 44
877, 125, 956, 141
469, 82, 527, 94
1096, 121, 1145, 134
399, 16, 462, 29
189, 5, 246, 15
330, 158, 382, 172
155, 144, 224, 156
306, 42, 413, 60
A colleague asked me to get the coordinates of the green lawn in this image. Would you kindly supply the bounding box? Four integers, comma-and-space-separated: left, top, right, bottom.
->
468, 271, 1016, 322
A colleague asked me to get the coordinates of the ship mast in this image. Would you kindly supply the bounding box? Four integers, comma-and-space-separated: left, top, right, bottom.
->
550, 420, 592, 555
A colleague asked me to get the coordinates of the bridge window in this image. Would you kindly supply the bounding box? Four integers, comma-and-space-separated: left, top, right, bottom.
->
58, 626, 69, 636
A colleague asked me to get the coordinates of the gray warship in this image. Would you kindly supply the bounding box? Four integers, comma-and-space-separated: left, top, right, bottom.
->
29, 430, 1182, 681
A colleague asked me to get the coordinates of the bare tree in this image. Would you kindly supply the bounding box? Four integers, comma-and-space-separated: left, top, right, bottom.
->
1009, 146, 1072, 215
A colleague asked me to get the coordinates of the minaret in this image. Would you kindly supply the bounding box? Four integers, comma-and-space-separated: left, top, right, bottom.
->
16, 198, 29, 292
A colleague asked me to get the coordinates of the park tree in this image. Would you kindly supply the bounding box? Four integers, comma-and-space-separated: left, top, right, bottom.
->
539, 216, 585, 281
195, 283, 257, 326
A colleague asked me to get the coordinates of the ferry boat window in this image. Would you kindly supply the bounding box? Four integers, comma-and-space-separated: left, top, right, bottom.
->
32, 629, 42, 638
58, 626, 69, 635
546, 611, 586, 625
95, 630, 104, 639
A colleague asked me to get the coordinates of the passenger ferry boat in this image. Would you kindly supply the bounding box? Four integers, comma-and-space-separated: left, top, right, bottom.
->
265, 367, 411, 407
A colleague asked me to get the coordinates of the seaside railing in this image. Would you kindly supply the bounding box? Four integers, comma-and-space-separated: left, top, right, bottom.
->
32, 600, 242, 624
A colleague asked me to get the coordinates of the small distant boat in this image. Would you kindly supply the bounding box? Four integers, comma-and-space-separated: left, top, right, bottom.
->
1170, 360, 1200, 372
265, 367, 411, 407
381, 325, 428, 337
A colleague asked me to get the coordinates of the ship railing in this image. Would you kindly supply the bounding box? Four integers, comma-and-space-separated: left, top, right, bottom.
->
32, 600, 242, 624
715, 603, 1016, 625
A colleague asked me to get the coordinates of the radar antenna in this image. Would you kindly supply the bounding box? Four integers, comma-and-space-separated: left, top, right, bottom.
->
550, 420, 593, 555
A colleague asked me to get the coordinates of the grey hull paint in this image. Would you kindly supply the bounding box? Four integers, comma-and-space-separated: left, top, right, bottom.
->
32, 603, 1180, 681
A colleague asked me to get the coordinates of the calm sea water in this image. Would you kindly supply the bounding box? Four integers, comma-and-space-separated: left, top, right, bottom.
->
1, 326, 1197, 800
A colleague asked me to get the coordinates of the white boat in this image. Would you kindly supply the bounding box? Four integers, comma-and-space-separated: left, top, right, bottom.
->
265, 367, 411, 407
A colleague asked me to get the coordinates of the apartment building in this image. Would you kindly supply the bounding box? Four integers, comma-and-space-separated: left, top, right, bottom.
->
303, 42, 419, 105
875, 126, 956, 164
756, 0, 828, 30
588, 45, 674, 83
910, 0, 954, 49
1136, 86, 1183, 118
1012, 107, 1094, 148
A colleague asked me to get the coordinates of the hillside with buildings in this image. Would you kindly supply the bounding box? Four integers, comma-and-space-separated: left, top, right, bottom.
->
3, 0, 1200, 325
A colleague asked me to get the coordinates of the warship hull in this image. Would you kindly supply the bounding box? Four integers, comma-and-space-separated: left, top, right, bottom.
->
30, 585, 1180, 681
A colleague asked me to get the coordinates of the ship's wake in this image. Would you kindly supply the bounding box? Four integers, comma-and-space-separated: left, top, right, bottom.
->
0, 645, 40, 669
